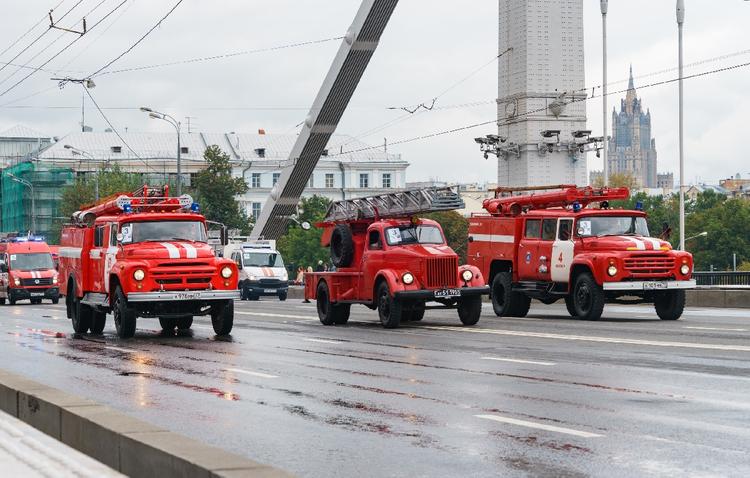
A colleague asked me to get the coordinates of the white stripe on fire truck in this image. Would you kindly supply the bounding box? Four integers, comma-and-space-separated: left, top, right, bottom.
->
58, 247, 81, 259
622, 237, 646, 250
181, 243, 198, 259
645, 238, 662, 250
160, 242, 181, 259
470, 234, 515, 244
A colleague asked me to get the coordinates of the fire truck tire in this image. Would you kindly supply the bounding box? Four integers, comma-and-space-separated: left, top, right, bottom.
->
278, 291, 288, 301
177, 316, 193, 330
377, 282, 402, 329
211, 300, 234, 335
457, 296, 482, 325
572, 273, 605, 321
90, 312, 106, 335
564, 295, 577, 317
316, 281, 349, 325
51, 297, 59, 305
0, 298, 5, 305
490, 272, 513, 316
330, 224, 354, 268
654, 290, 685, 321
71, 300, 93, 334
508, 294, 531, 318
159, 318, 177, 331
113, 286, 137, 339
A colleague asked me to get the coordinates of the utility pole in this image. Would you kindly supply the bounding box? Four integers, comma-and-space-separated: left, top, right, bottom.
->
677, 0, 686, 251
601, 0, 609, 186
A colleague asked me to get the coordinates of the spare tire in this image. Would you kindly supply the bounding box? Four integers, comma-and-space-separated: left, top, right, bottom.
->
330, 224, 354, 268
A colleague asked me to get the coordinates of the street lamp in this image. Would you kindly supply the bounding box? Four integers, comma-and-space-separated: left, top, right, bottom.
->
685, 231, 707, 242
7, 173, 35, 233
601, 0, 609, 186
677, 0, 686, 251
64, 144, 101, 201
140, 106, 182, 195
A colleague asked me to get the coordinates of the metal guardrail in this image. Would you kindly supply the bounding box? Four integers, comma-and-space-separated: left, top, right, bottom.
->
693, 271, 750, 287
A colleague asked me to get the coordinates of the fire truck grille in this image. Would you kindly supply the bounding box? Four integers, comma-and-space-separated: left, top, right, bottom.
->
624, 254, 675, 277
21, 277, 53, 286
152, 262, 215, 289
426, 257, 458, 288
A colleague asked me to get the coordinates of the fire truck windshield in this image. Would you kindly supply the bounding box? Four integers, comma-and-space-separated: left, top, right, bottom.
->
576, 216, 650, 238
243, 252, 284, 268
9, 253, 54, 271
385, 225, 444, 246
120, 221, 207, 244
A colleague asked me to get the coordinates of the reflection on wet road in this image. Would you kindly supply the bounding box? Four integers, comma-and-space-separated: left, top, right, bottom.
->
1, 299, 749, 477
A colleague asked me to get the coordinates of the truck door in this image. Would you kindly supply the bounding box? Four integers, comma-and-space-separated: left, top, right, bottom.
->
103, 223, 119, 293
90, 224, 108, 292
361, 228, 384, 301
551, 218, 575, 283
0, 253, 8, 298
517, 218, 541, 281
536, 218, 558, 281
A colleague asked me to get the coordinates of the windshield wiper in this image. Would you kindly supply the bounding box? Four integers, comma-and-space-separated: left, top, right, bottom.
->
171, 237, 204, 243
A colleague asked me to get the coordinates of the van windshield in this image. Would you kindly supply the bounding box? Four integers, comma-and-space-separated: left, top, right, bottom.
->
243, 252, 284, 268
120, 221, 207, 244
385, 225, 445, 246
10, 253, 54, 271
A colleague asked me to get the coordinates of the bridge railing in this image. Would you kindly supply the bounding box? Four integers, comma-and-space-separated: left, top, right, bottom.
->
693, 271, 750, 287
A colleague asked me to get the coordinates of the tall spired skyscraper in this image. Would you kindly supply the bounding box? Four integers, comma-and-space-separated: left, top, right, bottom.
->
496, 0, 588, 187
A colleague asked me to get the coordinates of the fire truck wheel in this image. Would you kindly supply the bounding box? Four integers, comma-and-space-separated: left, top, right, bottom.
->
564, 295, 577, 317
0, 298, 5, 305
278, 291, 288, 301
654, 290, 686, 321
330, 224, 354, 268
177, 316, 193, 330
211, 300, 234, 335
51, 297, 59, 305
113, 286, 137, 339
572, 273, 605, 321
72, 300, 93, 334
316, 281, 336, 325
159, 317, 177, 331
508, 293, 531, 318
377, 282, 402, 329
490, 272, 513, 316
90, 312, 106, 335
457, 296, 482, 325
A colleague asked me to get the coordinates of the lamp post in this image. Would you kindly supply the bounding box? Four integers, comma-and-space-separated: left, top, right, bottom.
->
140, 107, 182, 195
684, 231, 707, 242
601, 0, 609, 186
64, 144, 100, 201
677, 0, 686, 251
7, 173, 35, 233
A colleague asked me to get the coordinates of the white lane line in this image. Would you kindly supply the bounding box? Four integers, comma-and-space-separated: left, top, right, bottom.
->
422, 326, 750, 352
236, 311, 317, 321
684, 326, 747, 332
226, 367, 278, 379
303, 338, 343, 345
481, 356, 556, 366
476, 414, 603, 438
104, 346, 134, 353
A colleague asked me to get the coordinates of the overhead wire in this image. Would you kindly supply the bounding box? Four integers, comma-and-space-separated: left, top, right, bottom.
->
0, 0, 67, 59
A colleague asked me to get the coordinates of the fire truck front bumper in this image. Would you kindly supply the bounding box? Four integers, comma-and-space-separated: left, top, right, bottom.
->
11, 287, 59, 300
126, 290, 240, 302
602, 280, 696, 291
394, 286, 489, 301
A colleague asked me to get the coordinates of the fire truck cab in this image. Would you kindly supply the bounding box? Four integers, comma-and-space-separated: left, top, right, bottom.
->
305, 188, 489, 328
59, 186, 239, 338
0, 236, 59, 305
468, 185, 695, 321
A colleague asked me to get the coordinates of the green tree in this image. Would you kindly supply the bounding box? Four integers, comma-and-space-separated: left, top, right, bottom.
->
277, 195, 331, 270
591, 171, 639, 190
192, 145, 251, 234
422, 211, 469, 263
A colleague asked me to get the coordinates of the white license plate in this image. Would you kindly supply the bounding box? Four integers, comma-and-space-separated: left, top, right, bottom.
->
175, 292, 202, 300
264, 289, 276, 293
643, 281, 668, 290
31, 292, 45, 297
434, 288, 461, 298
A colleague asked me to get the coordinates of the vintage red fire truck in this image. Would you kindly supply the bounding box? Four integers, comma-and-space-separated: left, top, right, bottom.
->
0, 235, 59, 305
467, 185, 696, 321
59, 185, 239, 338
305, 188, 489, 328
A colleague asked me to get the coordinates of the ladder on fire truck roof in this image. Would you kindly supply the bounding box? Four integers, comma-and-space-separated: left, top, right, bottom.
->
321, 187, 464, 224
482, 184, 630, 216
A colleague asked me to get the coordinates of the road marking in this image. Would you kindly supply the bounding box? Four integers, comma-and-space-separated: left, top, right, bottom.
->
422, 326, 750, 352
236, 311, 317, 320
104, 346, 134, 353
475, 414, 603, 438
481, 356, 555, 366
226, 368, 278, 379
684, 326, 747, 332
303, 338, 342, 345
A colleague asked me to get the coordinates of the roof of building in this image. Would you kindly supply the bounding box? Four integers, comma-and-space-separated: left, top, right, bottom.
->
686, 184, 730, 195
36, 131, 404, 164
0, 125, 50, 140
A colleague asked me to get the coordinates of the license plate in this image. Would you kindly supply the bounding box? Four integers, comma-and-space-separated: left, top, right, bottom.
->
434, 288, 461, 298
643, 281, 668, 290
175, 291, 202, 300
31, 292, 45, 297
264, 289, 276, 293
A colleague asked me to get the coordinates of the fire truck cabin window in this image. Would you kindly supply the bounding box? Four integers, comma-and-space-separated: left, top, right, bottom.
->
541, 219, 557, 241
385, 225, 444, 246
120, 221, 208, 244
576, 216, 650, 238
242, 252, 284, 268
524, 219, 541, 239
558, 219, 573, 241
368, 230, 382, 250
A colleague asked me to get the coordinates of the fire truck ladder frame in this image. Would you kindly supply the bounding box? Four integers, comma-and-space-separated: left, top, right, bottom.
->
249, 0, 400, 241
321, 187, 465, 224
483, 185, 630, 216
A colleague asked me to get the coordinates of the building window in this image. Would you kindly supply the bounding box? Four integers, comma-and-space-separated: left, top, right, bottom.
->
251, 202, 262, 219
382, 173, 391, 189
180, 146, 189, 154
251, 173, 261, 188
359, 173, 369, 189
325, 173, 334, 189
308, 175, 314, 188
272, 172, 280, 186
110, 146, 122, 153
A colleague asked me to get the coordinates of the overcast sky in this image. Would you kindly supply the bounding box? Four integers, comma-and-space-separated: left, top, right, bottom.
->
0, 1, 748, 185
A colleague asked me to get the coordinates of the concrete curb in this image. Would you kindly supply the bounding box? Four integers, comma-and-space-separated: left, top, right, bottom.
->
0, 369, 293, 478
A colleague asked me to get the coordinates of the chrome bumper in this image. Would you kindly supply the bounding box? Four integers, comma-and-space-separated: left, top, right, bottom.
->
127, 290, 240, 302
603, 279, 696, 291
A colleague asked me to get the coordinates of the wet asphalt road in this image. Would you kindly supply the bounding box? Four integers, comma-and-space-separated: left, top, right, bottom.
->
0, 297, 749, 477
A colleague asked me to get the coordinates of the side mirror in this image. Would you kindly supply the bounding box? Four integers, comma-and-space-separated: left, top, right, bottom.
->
220, 226, 229, 246
116, 233, 124, 243
577, 228, 585, 236
301, 221, 311, 231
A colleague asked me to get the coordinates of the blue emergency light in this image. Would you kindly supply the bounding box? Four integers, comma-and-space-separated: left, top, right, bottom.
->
191, 202, 200, 212
572, 201, 582, 213
122, 203, 133, 213
635, 201, 644, 211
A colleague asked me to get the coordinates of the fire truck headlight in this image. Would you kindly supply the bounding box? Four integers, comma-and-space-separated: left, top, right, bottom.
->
402, 272, 414, 285
13, 277, 20, 286
52, 275, 58, 284
607, 265, 618, 277
680, 264, 690, 275
221, 266, 233, 279
461, 270, 474, 282
133, 269, 145, 281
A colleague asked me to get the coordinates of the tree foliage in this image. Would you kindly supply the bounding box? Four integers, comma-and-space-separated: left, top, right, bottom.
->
277, 195, 332, 270
192, 145, 251, 234
422, 211, 469, 263
591, 171, 639, 190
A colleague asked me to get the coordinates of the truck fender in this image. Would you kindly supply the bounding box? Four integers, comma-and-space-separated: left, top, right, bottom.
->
374, 270, 406, 298
458, 264, 485, 287
568, 257, 598, 289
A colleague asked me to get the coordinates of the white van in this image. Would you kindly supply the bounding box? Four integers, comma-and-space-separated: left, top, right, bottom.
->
225, 241, 289, 301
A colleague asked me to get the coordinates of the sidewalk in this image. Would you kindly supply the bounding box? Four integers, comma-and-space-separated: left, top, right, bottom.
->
0, 409, 122, 477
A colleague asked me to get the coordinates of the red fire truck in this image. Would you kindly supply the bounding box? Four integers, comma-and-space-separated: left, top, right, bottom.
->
305, 188, 489, 328
0, 235, 59, 305
467, 185, 695, 321
59, 185, 239, 338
